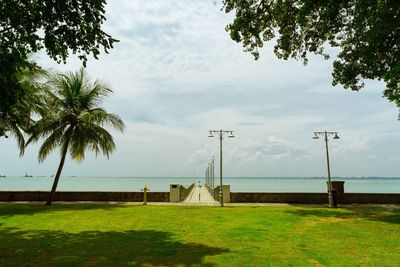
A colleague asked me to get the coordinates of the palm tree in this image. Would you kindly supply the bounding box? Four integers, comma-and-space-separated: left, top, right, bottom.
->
0, 116, 25, 155
27, 68, 125, 205
0, 56, 46, 155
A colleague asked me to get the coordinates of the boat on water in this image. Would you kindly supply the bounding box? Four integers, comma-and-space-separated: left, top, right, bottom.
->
24, 172, 33, 178
0, 174, 5, 177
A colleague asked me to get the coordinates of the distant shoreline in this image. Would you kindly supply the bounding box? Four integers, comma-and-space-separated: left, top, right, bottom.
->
2, 176, 400, 180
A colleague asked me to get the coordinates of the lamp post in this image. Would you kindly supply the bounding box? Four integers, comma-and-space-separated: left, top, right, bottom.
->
206, 163, 210, 187
211, 156, 215, 190
205, 168, 207, 187
313, 131, 340, 208
208, 130, 235, 206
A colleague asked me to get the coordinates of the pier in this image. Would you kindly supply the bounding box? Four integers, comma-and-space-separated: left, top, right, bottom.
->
183, 183, 218, 204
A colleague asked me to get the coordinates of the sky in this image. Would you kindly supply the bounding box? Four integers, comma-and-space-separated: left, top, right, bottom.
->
1, 0, 400, 177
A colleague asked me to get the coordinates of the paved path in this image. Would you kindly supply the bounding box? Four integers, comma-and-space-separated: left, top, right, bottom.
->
184, 184, 218, 204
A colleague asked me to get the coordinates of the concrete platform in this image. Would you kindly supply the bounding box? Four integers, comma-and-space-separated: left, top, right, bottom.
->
183, 184, 218, 204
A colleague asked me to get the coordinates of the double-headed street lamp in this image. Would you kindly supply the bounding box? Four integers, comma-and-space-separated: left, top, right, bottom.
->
208, 130, 235, 207
313, 131, 340, 208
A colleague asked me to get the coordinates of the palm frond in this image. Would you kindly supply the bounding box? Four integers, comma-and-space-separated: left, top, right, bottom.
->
68, 124, 89, 161
9, 123, 25, 156
28, 67, 124, 163
1, 57, 47, 154
104, 113, 125, 132
89, 124, 116, 159
80, 108, 125, 132
69, 122, 116, 160
26, 117, 64, 145
38, 125, 66, 162
77, 72, 112, 111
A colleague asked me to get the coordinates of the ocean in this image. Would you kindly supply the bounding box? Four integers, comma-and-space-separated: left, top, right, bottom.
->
0, 176, 399, 193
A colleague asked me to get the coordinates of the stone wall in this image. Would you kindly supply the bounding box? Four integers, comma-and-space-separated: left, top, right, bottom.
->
0, 191, 398, 204
342, 193, 400, 204
0, 191, 169, 202
230, 192, 400, 204
230, 192, 327, 204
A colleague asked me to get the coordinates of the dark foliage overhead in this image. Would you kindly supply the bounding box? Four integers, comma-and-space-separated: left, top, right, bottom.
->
0, 0, 118, 65
223, 0, 400, 110
0, 0, 117, 142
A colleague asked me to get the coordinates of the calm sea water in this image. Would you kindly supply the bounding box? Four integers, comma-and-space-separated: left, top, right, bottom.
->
0, 176, 399, 193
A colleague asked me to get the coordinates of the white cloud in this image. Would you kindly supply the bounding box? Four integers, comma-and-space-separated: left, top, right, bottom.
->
228, 136, 310, 163
2, 0, 400, 177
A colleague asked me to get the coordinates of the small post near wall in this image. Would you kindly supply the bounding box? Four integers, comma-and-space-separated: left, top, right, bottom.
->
141, 185, 150, 205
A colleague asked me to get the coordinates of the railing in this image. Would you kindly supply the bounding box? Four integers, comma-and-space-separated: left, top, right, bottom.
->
213, 186, 221, 201
179, 183, 195, 201
204, 157, 216, 200
204, 184, 217, 201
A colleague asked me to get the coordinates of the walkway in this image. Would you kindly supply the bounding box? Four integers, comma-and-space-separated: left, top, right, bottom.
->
184, 184, 218, 204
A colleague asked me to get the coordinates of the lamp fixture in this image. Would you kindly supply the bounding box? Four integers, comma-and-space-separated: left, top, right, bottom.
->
333, 133, 340, 139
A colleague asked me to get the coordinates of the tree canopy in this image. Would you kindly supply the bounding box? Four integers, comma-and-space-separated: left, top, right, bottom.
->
223, 0, 400, 109
1, 0, 117, 142
0, 55, 44, 150
0, 0, 117, 64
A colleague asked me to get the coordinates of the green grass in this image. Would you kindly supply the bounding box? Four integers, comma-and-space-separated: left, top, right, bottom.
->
0, 204, 399, 266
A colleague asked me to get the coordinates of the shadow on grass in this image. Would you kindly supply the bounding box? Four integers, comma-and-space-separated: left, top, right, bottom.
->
0, 203, 129, 218
285, 206, 400, 224
0, 228, 228, 266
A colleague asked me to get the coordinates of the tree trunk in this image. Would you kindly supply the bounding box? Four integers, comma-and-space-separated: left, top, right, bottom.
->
46, 139, 71, 205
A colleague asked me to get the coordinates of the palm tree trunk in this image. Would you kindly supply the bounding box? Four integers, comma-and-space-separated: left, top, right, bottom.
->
46, 139, 71, 205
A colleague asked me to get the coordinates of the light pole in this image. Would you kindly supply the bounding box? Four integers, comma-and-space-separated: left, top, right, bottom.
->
208, 130, 235, 206
206, 163, 210, 187
211, 156, 215, 190
313, 131, 340, 208
205, 167, 207, 187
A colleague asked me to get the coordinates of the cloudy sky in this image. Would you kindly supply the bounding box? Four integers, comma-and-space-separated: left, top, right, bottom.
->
1, 0, 400, 177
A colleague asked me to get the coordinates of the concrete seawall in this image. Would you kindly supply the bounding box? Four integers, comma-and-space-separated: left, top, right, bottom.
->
0, 191, 398, 204
230, 192, 400, 204
0, 191, 169, 202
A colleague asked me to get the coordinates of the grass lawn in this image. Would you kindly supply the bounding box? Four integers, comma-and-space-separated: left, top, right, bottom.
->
0, 204, 399, 266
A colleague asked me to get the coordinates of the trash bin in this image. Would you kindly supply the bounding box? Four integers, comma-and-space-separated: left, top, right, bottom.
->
170, 184, 180, 202
327, 181, 344, 206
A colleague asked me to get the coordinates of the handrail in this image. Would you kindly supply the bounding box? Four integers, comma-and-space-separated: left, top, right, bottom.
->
180, 183, 195, 201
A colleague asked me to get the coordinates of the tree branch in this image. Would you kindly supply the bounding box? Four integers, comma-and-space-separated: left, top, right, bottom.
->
0, 26, 14, 34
